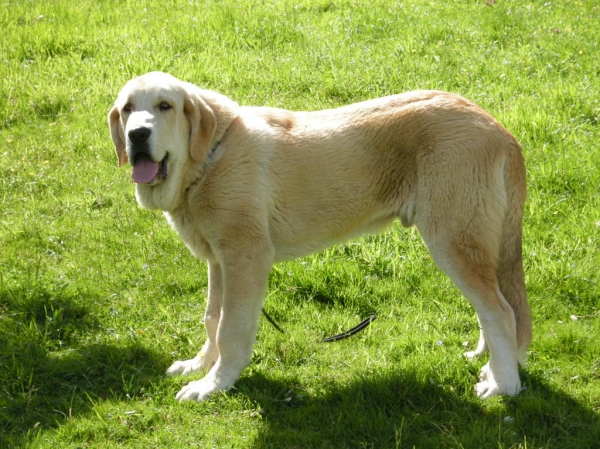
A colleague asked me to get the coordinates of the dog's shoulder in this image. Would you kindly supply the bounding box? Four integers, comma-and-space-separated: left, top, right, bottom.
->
241, 106, 298, 133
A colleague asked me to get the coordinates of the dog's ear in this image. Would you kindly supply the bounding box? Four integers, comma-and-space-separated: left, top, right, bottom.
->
184, 94, 217, 163
183, 84, 239, 163
108, 106, 128, 167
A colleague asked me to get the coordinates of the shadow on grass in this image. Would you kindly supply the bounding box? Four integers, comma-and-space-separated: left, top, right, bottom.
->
2, 284, 599, 448
0, 287, 164, 448
237, 369, 600, 448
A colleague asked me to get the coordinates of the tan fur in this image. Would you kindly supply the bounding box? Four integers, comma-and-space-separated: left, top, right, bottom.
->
109, 72, 531, 401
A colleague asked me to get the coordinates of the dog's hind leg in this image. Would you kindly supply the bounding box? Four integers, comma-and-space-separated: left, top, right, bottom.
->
419, 228, 521, 399
461, 142, 530, 372
413, 149, 523, 398
497, 146, 531, 365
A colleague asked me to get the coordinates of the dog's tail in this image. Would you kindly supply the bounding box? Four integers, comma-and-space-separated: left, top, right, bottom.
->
498, 139, 532, 365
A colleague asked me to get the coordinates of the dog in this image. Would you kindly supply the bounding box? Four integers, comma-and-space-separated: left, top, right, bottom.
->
108, 72, 531, 401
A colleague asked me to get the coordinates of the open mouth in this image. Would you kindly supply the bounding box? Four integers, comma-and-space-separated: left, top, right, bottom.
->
132, 153, 168, 184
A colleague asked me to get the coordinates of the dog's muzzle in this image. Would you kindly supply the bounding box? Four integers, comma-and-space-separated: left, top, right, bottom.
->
128, 127, 168, 184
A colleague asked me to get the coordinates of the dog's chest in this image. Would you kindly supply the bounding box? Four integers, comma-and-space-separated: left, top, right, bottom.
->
164, 210, 215, 261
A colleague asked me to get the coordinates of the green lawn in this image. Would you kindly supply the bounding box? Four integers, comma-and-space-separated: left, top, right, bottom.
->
1, 0, 599, 447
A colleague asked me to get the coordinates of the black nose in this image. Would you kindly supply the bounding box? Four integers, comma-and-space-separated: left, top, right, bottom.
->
128, 127, 151, 144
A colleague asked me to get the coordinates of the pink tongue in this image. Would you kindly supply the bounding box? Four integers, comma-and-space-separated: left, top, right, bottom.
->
132, 156, 159, 184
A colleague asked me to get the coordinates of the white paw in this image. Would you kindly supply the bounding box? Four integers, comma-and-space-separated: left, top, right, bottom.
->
166, 358, 203, 376
175, 376, 231, 402
166, 344, 218, 377
175, 380, 215, 402
475, 379, 498, 399
475, 378, 521, 400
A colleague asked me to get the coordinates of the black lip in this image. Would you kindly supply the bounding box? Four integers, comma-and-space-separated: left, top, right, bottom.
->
160, 155, 168, 179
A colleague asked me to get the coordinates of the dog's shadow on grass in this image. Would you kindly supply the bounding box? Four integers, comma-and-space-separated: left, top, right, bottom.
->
238, 368, 600, 448
0, 287, 165, 447
3, 283, 599, 448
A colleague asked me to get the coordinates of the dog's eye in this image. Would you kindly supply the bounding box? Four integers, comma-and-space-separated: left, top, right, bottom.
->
122, 103, 133, 113
159, 101, 172, 112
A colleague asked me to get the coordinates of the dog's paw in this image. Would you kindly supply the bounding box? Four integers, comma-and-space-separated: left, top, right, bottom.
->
166, 358, 203, 376
175, 376, 231, 402
175, 380, 216, 402
475, 380, 497, 399
475, 377, 521, 400
166, 345, 218, 377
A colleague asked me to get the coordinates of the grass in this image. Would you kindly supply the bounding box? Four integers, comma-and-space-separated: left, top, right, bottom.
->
1, 0, 599, 447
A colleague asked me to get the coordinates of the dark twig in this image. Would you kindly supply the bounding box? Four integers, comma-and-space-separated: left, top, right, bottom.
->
261, 308, 285, 334
319, 315, 377, 343
262, 309, 377, 342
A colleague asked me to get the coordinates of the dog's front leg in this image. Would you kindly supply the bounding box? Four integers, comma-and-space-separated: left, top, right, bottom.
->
166, 261, 223, 376
174, 244, 273, 401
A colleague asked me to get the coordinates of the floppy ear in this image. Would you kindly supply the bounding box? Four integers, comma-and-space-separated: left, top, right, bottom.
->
184, 94, 217, 163
108, 106, 128, 167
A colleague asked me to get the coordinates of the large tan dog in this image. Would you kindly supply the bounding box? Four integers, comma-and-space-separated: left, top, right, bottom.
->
108, 72, 531, 401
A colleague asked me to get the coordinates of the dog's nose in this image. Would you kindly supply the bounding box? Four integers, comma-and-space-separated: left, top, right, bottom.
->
128, 127, 151, 144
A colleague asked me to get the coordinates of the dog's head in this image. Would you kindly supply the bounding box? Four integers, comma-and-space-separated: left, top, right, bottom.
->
108, 71, 238, 211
